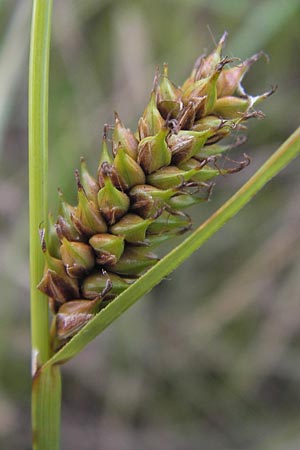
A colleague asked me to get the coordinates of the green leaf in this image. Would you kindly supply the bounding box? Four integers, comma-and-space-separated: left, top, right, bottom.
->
44, 127, 300, 368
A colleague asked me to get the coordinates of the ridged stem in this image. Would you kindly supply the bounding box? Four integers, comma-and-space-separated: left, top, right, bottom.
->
29, 0, 52, 371
29, 1, 61, 449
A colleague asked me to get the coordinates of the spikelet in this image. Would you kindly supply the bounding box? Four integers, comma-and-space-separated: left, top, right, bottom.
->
38, 33, 274, 350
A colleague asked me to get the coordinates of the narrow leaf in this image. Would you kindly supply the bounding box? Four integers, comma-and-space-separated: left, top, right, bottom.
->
44, 127, 300, 368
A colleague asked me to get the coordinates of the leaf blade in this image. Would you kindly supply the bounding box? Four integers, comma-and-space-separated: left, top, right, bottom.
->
45, 127, 300, 368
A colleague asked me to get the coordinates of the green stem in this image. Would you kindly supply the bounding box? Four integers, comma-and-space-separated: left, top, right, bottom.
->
32, 365, 62, 450
45, 127, 300, 367
29, 0, 52, 370
29, 1, 61, 449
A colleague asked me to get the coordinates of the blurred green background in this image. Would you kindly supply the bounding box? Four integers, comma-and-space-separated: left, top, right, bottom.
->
1, 0, 300, 449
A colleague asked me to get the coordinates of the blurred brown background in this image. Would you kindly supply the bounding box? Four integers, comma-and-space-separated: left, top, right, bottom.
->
1, 0, 300, 449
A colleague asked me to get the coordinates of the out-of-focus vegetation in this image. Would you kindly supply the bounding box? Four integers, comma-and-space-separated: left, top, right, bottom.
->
1, 0, 300, 449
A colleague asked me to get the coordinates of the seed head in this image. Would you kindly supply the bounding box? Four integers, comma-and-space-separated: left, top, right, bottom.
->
38, 33, 274, 349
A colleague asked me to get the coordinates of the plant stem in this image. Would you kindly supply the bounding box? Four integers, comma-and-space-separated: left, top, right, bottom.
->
32, 365, 62, 450
29, 0, 52, 370
29, 1, 61, 449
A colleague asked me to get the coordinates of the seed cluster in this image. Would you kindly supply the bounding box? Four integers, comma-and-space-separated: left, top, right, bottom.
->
38, 32, 273, 350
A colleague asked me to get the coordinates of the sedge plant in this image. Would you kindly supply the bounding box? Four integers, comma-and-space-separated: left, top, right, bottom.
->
29, 1, 300, 449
